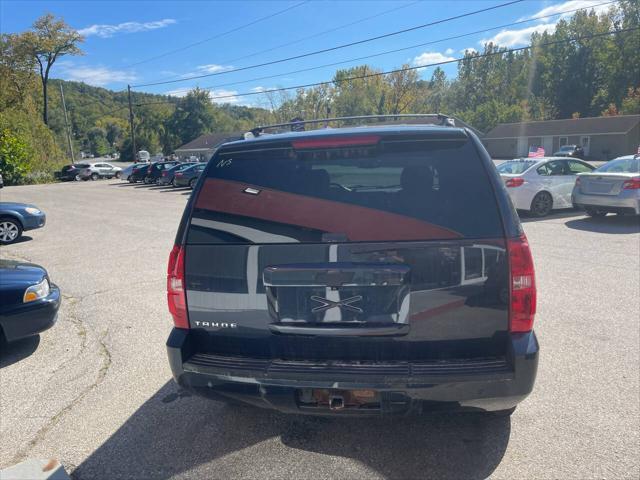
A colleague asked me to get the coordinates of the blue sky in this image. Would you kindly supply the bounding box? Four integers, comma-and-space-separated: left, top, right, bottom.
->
1, 0, 613, 105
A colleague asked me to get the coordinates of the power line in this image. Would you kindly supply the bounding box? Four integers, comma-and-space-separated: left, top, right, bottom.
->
121, 0, 310, 69
196, 0, 619, 93
220, 1, 422, 65
132, 0, 524, 88
130, 27, 639, 107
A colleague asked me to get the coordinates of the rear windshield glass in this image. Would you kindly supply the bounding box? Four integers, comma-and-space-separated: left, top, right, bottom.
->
496, 160, 535, 174
595, 157, 639, 173
189, 137, 503, 244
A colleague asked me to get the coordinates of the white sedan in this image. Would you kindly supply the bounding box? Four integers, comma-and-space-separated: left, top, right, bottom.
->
496, 157, 595, 217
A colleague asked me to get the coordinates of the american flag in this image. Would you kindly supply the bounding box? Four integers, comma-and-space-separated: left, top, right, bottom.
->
528, 147, 545, 158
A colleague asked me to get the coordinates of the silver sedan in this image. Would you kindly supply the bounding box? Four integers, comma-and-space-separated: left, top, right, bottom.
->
572, 155, 640, 217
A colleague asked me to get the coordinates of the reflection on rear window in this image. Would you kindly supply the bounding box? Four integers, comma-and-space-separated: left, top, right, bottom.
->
496, 161, 535, 174
595, 158, 639, 173
191, 137, 503, 243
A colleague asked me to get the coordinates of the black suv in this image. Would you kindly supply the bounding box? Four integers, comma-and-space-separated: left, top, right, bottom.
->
143, 161, 180, 184
166, 117, 539, 416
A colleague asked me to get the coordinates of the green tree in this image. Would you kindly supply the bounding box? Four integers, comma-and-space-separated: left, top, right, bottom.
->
18, 14, 83, 125
168, 88, 216, 144
0, 127, 30, 185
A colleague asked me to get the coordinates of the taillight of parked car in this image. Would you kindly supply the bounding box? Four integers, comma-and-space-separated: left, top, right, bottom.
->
508, 234, 536, 333
167, 245, 188, 329
622, 177, 640, 189
505, 178, 524, 188
147, 166, 153, 174
162, 171, 168, 177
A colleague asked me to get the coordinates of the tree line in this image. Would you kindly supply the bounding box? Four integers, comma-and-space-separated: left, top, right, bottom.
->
1, 2, 638, 184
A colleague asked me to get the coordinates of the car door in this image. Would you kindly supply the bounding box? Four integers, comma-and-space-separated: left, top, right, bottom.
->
537, 160, 573, 208
101, 163, 115, 177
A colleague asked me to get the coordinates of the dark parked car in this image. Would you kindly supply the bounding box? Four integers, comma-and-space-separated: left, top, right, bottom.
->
173, 163, 205, 188
0, 172, 4, 188
143, 161, 181, 184
158, 162, 197, 186
166, 117, 539, 417
128, 163, 152, 183
0, 259, 60, 344
553, 144, 585, 159
56, 163, 91, 181
0, 202, 46, 245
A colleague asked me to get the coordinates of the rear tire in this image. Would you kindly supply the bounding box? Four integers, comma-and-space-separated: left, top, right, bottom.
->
115, 171, 121, 179
0, 217, 23, 245
91, 172, 99, 181
530, 192, 553, 217
585, 207, 607, 217
189, 178, 197, 189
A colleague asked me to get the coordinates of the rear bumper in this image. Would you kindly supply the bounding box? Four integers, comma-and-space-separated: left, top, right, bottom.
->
573, 191, 640, 214
167, 328, 539, 415
0, 285, 60, 342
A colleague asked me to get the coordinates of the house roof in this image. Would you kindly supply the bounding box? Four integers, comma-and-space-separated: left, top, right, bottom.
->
174, 132, 243, 152
484, 115, 640, 139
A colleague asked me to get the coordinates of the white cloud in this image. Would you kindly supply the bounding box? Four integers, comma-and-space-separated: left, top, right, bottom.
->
523, 0, 611, 22
481, 23, 557, 47
78, 19, 176, 38
486, 1, 612, 48
164, 87, 191, 98
250, 86, 277, 93
445, 48, 455, 55
209, 89, 241, 104
58, 63, 136, 86
195, 64, 234, 74
412, 51, 456, 69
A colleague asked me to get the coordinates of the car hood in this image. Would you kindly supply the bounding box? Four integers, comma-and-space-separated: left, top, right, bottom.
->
0, 202, 38, 210
0, 259, 47, 287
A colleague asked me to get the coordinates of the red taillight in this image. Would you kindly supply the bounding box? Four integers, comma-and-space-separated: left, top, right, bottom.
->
622, 177, 640, 189
508, 234, 536, 333
505, 177, 525, 188
167, 245, 189, 329
292, 135, 380, 149
162, 171, 168, 177
147, 166, 153, 174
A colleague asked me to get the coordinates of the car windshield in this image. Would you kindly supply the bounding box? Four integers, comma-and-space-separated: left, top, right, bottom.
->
496, 160, 536, 174
558, 146, 574, 152
595, 157, 640, 173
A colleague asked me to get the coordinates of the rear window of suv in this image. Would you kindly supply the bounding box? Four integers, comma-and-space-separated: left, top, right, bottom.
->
189, 135, 503, 244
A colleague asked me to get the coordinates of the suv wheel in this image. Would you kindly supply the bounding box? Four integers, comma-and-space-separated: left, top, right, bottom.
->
189, 178, 197, 189
91, 172, 99, 181
585, 207, 607, 217
0, 217, 23, 245
530, 192, 553, 217
115, 171, 121, 179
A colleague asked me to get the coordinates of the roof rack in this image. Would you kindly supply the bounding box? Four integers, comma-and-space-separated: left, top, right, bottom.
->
247, 114, 482, 138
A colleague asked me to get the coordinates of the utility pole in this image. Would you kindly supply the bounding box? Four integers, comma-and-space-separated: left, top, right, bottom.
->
59, 82, 75, 163
127, 84, 137, 161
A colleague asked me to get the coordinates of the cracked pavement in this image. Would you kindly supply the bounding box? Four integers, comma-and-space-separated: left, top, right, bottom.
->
0, 179, 638, 479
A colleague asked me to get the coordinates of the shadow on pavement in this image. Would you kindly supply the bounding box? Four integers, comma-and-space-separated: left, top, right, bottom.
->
519, 209, 583, 223
565, 214, 640, 234
73, 381, 510, 479
0, 335, 40, 368
10, 235, 33, 245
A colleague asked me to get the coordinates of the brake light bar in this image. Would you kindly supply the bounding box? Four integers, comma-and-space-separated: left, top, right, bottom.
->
508, 234, 536, 333
292, 135, 381, 149
622, 177, 640, 189
167, 245, 189, 329
505, 177, 525, 188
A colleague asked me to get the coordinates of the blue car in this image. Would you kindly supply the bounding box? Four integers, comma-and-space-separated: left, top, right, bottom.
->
0, 202, 47, 245
0, 259, 60, 343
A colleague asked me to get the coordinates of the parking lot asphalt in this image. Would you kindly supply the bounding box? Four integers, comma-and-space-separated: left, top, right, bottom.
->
1, 179, 638, 479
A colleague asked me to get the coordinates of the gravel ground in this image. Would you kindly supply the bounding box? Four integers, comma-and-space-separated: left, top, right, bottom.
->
0, 179, 638, 479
